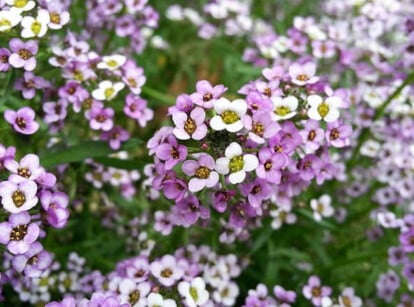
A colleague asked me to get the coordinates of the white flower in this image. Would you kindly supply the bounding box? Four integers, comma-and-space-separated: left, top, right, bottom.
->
360, 139, 381, 158
5, 0, 35, 12
307, 95, 341, 122
0, 8, 22, 32
21, 9, 50, 38
338, 287, 362, 307
310, 194, 334, 221
377, 211, 401, 229
210, 98, 247, 132
92, 80, 125, 101
270, 207, 297, 229
212, 281, 239, 306
178, 277, 209, 307
48, 9, 70, 30
271, 96, 298, 120
322, 297, 339, 307
215, 142, 258, 184
97, 55, 127, 71
147, 293, 177, 307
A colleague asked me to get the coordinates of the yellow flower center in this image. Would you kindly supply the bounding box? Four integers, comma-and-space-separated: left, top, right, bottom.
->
0, 18, 11, 28
104, 87, 115, 99
12, 190, 26, 207
195, 166, 210, 179
10, 224, 28, 240
17, 167, 31, 178
296, 74, 309, 81
14, 0, 28, 8
190, 287, 199, 302
50, 12, 61, 24
74, 71, 84, 81
129, 290, 140, 305
252, 122, 264, 136
106, 59, 118, 67
275, 106, 290, 117
31, 21, 42, 35
317, 102, 330, 118
229, 155, 244, 173
221, 110, 239, 124
184, 118, 196, 135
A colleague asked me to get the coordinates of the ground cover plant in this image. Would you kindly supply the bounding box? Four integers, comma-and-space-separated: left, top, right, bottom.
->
0, 0, 414, 306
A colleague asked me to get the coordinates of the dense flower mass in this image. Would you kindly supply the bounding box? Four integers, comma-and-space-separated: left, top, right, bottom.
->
1, 0, 414, 306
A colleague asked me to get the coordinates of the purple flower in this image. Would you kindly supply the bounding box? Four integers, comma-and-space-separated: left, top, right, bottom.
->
155, 135, 188, 170
326, 120, 352, 148
172, 107, 208, 140
85, 292, 129, 307
163, 178, 187, 202
213, 189, 236, 213
297, 154, 322, 181
0, 48, 11, 71
312, 40, 336, 58
289, 62, 319, 86
0, 180, 38, 213
256, 148, 287, 184
388, 246, 408, 266
274, 285, 296, 305
300, 120, 324, 153
190, 80, 227, 109
243, 112, 280, 144
89, 106, 114, 131
172, 195, 210, 227
169, 94, 194, 115
43, 100, 68, 124
46, 296, 76, 307
123, 94, 153, 127
400, 228, 414, 253
245, 92, 273, 113
101, 126, 130, 150
58, 81, 90, 112
12, 242, 52, 277
0, 212, 40, 254
182, 154, 219, 192
8, 38, 38, 71
229, 201, 256, 227
150, 255, 184, 287
40, 190, 70, 229
4, 106, 40, 135
302, 275, 332, 306
241, 178, 272, 208
14, 72, 49, 99
0, 145, 16, 171
4, 153, 43, 183
154, 211, 174, 236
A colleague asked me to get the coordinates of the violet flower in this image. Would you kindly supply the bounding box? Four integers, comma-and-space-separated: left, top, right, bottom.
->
8, 38, 38, 71
4, 106, 40, 135
155, 135, 188, 170
182, 154, 219, 192
0, 180, 38, 213
243, 111, 280, 144
190, 80, 227, 109
12, 242, 52, 277
172, 107, 207, 140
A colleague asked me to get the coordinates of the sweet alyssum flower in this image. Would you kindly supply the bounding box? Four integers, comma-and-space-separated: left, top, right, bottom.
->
210, 97, 247, 132
310, 194, 334, 221
150, 255, 184, 287
0, 8, 22, 32
21, 9, 51, 38
289, 62, 319, 86
271, 96, 299, 121
0, 180, 38, 213
178, 277, 209, 307
97, 54, 127, 70
4, 153, 43, 183
215, 142, 259, 184
0, 211, 40, 255
303, 275, 332, 306
190, 80, 227, 109
4, 106, 39, 135
307, 95, 341, 122
172, 107, 207, 140
92, 80, 125, 101
182, 154, 219, 192
8, 38, 38, 71
5, 0, 36, 12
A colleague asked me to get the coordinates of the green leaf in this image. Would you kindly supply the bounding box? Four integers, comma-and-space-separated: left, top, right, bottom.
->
94, 157, 148, 170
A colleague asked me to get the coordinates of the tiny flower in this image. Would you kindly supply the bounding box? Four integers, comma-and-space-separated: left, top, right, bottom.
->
310, 195, 334, 221
14, 71, 49, 99
0, 48, 11, 71
155, 135, 188, 170
21, 9, 50, 38
307, 95, 341, 122
172, 195, 210, 227
4, 153, 43, 183
190, 80, 227, 109
338, 288, 362, 307
172, 107, 208, 140
12, 242, 52, 277
271, 96, 299, 121
101, 126, 130, 150
8, 38, 38, 71
97, 54, 127, 70
119, 279, 150, 307
92, 80, 125, 101
4, 107, 39, 135
0, 180, 38, 213
303, 276, 332, 306
178, 277, 209, 307
210, 98, 247, 132
312, 40, 336, 59
270, 207, 297, 229
5, 0, 35, 12
215, 142, 259, 184
47, 7, 70, 30
0, 212, 40, 254
274, 285, 297, 305
182, 154, 219, 192
289, 62, 319, 86
150, 255, 184, 287
300, 120, 325, 153
243, 111, 280, 144
88, 106, 115, 131
325, 120, 352, 148
0, 8, 22, 32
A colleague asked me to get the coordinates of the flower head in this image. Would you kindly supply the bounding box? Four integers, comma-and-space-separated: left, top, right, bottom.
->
210, 98, 247, 132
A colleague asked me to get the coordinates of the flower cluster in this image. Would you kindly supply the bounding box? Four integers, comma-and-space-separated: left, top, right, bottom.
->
147, 64, 351, 237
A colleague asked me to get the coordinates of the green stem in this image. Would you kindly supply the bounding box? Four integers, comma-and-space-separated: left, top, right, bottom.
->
347, 72, 414, 168
142, 86, 176, 107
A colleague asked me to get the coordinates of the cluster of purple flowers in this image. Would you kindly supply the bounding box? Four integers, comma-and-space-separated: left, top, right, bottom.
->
0, 145, 69, 298
146, 62, 351, 238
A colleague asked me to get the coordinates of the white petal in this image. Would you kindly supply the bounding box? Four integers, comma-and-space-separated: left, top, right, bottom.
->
215, 158, 229, 174
323, 108, 339, 122
307, 95, 322, 108
226, 120, 244, 133
225, 142, 242, 158
243, 154, 259, 171
307, 107, 322, 120
214, 97, 231, 114
209, 116, 226, 131
229, 170, 246, 184
284, 96, 298, 110
230, 99, 247, 116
